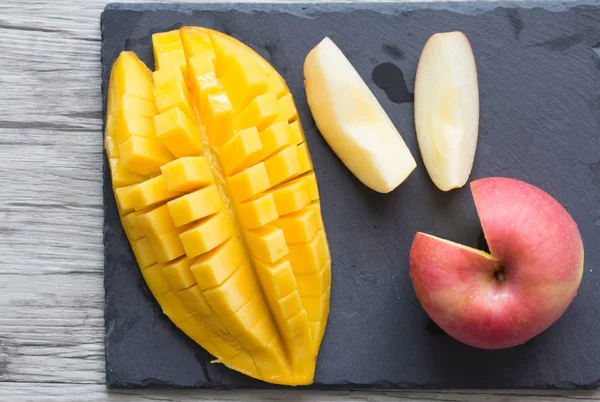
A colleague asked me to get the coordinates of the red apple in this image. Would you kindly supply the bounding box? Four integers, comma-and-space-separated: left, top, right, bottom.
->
410, 177, 584, 349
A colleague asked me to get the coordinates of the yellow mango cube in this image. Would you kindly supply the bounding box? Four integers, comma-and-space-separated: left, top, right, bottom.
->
188, 55, 221, 110
287, 230, 328, 273
119, 136, 174, 176
121, 211, 145, 241
114, 185, 137, 215
109, 158, 146, 188
114, 114, 156, 145
254, 258, 297, 300
209, 29, 274, 75
136, 204, 177, 238
177, 314, 215, 342
275, 93, 298, 123
204, 264, 259, 316
105, 134, 119, 159
238, 316, 277, 351
284, 309, 310, 339
190, 238, 244, 289
266, 72, 288, 99
210, 338, 245, 361
181, 27, 216, 60
161, 257, 196, 291
152, 30, 187, 76
117, 94, 158, 117
187, 54, 215, 81
245, 225, 288, 263
286, 330, 314, 368
223, 351, 259, 378
227, 162, 271, 202
148, 232, 186, 263
202, 91, 234, 147
208, 31, 243, 76
160, 156, 213, 192
217, 127, 262, 176
264, 146, 302, 187
158, 291, 192, 324
110, 51, 154, 100
306, 201, 324, 229
295, 260, 331, 297
155, 107, 204, 157
167, 185, 223, 227
251, 336, 292, 381
153, 68, 185, 92
129, 175, 182, 211
178, 284, 213, 317
233, 92, 280, 131
220, 53, 268, 112
288, 120, 304, 146
131, 237, 157, 269
237, 193, 278, 229
141, 263, 170, 297
179, 211, 233, 258
302, 289, 330, 321
203, 314, 229, 335
207, 30, 275, 77
304, 173, 320, 201
177, 315, 211, 343
153, 69, 195, 119
278, 290, 304, 321
269, 176, 311, 216
246, 121, 294, 167
221, 293, 267, 335
272, 207, 319, 244
296, 143, 312, 175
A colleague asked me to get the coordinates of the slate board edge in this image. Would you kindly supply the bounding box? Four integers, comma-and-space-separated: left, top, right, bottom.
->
102, 0, 600, 14
100, 2, 600, 391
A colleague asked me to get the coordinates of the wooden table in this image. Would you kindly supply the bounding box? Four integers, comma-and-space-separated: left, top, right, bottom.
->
0, 0, 596, 400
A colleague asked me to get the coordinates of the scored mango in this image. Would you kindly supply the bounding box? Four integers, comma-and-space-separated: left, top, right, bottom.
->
105, 28, 331, 386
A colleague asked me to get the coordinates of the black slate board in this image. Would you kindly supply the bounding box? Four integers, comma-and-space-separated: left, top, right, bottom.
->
102, 1, 600, 390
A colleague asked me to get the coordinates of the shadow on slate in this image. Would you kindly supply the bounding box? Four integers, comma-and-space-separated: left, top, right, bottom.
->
102, 1, 600, 390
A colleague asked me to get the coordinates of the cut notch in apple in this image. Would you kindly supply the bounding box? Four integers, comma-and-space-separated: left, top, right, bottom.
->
410, 177, 584, 349
414, 31, 479, 191
304, 37, 416, 194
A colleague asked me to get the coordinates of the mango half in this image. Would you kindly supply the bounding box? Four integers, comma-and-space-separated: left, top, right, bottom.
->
104, 27, 331, 385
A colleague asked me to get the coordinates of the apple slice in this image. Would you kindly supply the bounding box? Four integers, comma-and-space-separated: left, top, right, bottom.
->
304, 37, 416, 193
410, 177, 584, 349
414, 32, 479, 191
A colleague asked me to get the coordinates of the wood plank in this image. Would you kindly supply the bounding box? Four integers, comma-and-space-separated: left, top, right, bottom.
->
1, 383, 600, 402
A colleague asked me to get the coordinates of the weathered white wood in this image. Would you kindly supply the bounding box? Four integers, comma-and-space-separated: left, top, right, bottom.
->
0, 0, 594, 401
1, 384, 600, 402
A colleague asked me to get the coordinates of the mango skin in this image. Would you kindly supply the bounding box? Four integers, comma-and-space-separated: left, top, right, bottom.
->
105, 28, 331, 385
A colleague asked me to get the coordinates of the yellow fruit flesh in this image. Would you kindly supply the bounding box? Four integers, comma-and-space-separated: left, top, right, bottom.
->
105, 29, 331, 386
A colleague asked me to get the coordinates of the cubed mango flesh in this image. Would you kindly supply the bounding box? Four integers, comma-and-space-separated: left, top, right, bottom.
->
155, 106, 204, 158
105, 31, 330, 386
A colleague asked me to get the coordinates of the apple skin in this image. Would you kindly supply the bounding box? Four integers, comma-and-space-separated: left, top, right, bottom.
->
410, 177, 584, 349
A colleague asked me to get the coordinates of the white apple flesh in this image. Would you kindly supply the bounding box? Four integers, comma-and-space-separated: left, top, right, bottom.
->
410, 177, 584, 349
414, 32, 479, 191
304, 37, 417, 193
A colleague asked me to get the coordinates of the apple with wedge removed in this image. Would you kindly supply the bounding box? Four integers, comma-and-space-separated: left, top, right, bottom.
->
304, 37, 416, 193
410, 177, 584, 349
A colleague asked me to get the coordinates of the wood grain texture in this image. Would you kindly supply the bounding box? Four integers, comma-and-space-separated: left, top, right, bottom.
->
0, 0, 596, 400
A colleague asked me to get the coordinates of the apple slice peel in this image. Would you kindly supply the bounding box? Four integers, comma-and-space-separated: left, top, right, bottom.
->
410, 177, 584, 349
